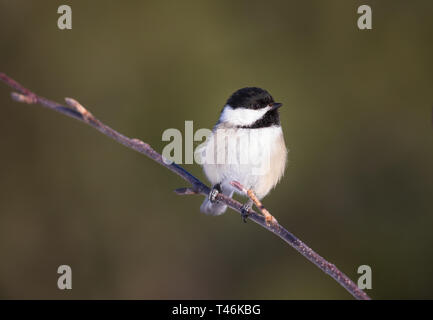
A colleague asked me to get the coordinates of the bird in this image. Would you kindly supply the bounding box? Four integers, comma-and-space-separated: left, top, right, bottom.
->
195, 87, 287, 221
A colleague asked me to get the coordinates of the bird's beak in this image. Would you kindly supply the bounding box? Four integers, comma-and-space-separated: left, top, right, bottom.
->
270, 102, 283, 110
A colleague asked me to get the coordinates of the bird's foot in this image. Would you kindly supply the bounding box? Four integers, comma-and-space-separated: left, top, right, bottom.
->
209, 183, 222, 203
240, 200, 253, 223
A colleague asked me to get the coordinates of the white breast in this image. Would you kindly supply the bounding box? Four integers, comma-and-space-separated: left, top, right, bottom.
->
198, 125, 287, 199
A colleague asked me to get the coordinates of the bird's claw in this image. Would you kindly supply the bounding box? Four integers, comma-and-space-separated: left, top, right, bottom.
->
209, 183, 222, 203
240, 202, 252, 223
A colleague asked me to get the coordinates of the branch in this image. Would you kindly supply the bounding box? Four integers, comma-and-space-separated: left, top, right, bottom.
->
0, 72, 371, 300
231, 181, 278, 227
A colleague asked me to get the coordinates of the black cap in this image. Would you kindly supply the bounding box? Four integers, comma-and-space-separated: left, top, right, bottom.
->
227, 87, 276, 110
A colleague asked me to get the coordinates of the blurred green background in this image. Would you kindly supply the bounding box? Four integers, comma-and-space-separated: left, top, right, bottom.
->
0, 0, 432, 299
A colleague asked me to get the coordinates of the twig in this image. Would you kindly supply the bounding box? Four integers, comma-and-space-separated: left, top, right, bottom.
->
230, 181, 278, 227
0, 72, 371, 300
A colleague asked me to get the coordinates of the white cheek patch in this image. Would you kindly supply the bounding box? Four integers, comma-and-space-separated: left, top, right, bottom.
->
219, 104, 271, 127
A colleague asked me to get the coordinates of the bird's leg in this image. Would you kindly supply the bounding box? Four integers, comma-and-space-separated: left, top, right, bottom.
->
240, 198, 253, 223
209, 183, 222, 203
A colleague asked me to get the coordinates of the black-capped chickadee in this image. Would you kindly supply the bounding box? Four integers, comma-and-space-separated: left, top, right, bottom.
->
196, 87, 287, 220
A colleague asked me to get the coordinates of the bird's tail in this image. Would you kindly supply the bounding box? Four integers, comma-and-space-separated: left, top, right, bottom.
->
200, 189, 234, 216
